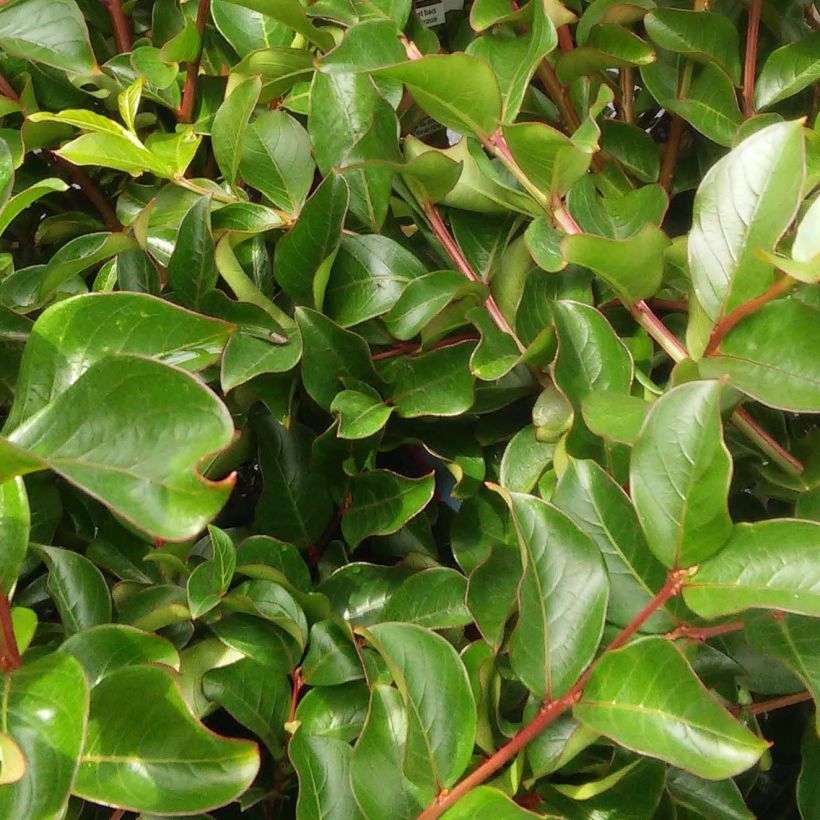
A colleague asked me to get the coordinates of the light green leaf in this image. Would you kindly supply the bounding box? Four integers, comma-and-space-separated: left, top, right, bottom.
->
0, 653, 88, 820
755, 32, 820, 110
167, 196, 218, 308
56, 132, 171, 177
364, 622, 476, 791
331, 385, 394, 440
232, 46, 315, 102
0, 477, 28, 594
221, 331, 302, 393
442, 786, 546, 818
505, 491, 608, 699
683, 519, 820, 618
212, 76, 262, 187
74, 665, 260, 814
581, 390, 649, 445
556, 24, 655, 84
118, 79, 143, 134
224, 0, 335, 49
671, 63, 742, 147
630, 380, 732, 568
0, 179, 68, 238
574, 637, 768, 779
688, 120, 805, 323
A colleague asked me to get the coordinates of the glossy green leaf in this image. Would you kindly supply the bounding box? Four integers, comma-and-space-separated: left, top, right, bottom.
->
167, 196, 217, 308
755, 33, 820, 110
36, 544, 111, 635
688, 120, 804, 323
240, 110, 314, 212
56, 132, 171, 178
373, 54, 502, 139
581, 390, 649, 445
556, 24, 655, 84
295, 681, 370, 740
644, 10, 740, 83
699, 300, 820, 412
74, 665, 259, 813
274, 174, 349, 308
554, 458, 673, 630
232, 46, 315, 101
221, 330, 301, 392
331, 385, 394, 440
225, 0, 335, 49
468, 306, 521, 380
562, 224, 669, 305
574, 637, 768, 779
551, 301, 632, 404
3, 356, 234, 541
6, 292, 231, 429
798, 731, 820, 820
499, 424, 555, 492
377, 341, 476, 417
319, 19, 407, 74
671, 63, 742, 147
0, 178, 68, 238
0, 653, 88, 820
59, 624, 180, 686
505, 491, 608, 699
666, 767, 753, 820
599, 120, 661, 183
342, 470, 435, 548
630, 380, 732, 568
384, 567, 471, 628
466, 542, 521, 649
235, 535, 311, 593
320, 563, 411, 626
442, 786, 546, 818
295, 307, 376, 410
364, 622, 476, 790
0, 0, 95, 74
203, 658, 291, 754
302, 618, 364, 686
0, 477, 28, 593
212, 76, 262, 187
683, 519, 820, 618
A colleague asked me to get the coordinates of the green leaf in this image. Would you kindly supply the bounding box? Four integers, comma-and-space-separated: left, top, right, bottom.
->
56, 132, 171, 177
699, 300, 820, 413
499, 424, 555, 493
688, 120, 805, 323
39, 232, 136, 300
232, 46, 315, 101
599, 120, 661, 183
224, 0, 335, 49
235, 534, 311, 593
671, 63, 742, 147
318, 19, 407, 74
0, 0, 95, 74
561, 224, 669, 305
373, 54, 502, 139
377, 341, 476, 417
59, 624, 180, 686
167, 196, 218, 308
799, 731, 820, 820
212, 76, 262, 187
466, 542, 521, 649
74, 665, 260, 813
442, 786, 546, 818
240, 110, 315, 212
221, 330, 301, 392
118, 585, 190, 632
745, 611, 820, 731
274, 174, 349, 308
468, 306, 521, 380
0, 653, 88, 820
554, 458, 673, 630
296, 681, 370, 740
326, 234, 427, 327
363, 622, 476, 790
574, 637, 768, 779
683, 519, 820, 618
203, 658, 291, 754
0, 477, 28, 594
342, 470, 435, 548
630, 380, 732, 568
3, 356, 234, 541
503, 491, 608, 699
666, 767, 753, 820
581, 390, 649, 445
6, 292, 231, 429
295, 307, 376, 410
384, 567, 471, 628
331, 384, 394, 440
0, 178, 68, 238
644, 10, 740, 83
290, 732, 364, 820
351, 684, 421, 820
551, 301, 632, 404
320, 563, 411, 626
755, 32, 820, 110
556, 24, 655, 84
225, 579, 308, 647
35, 544, 111, 635
131, 46, 178, 90
302, 618, 364, 686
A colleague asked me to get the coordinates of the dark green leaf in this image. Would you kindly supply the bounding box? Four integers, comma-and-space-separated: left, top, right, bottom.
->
384, 567, 471, 628
302, 618, 364, 686
0, 477, 28, 594
213, 76, 262, 187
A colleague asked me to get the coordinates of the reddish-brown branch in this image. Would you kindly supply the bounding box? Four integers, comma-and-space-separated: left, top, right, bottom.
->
731, 407, 805, 475
418, 569, 690, 818
667, 620, 745, 641
535, 62, 581, 131
660, 115, 684, 193
736, 691, 812, 717
0, 72, 18, 103
100, 0, 133, 53
743, 0, 762, 118
47, 154, 122, 231
371, 333, 480, 362
178, 0, 211, 123
288, 668, 303, 722
0, 590, 21, 672
557, 26, 574, 53
422, 200, 526, 353
110, 811, 125, 820
705, 276, 795, 356
601, 297, 688, 313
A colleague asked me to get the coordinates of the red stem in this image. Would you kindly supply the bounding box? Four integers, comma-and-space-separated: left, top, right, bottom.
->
667, 620, 745, 641
418, 569, 689, 819
736, 691, 812, 717
705, 276, 795, 356
557, 26, 574, 53
743, 0, 762, 118
288, 667, 303, 722
101, 0, 133, 53
0, 591, 21, 672
178, 0, 211, 123
422, 200, 526, 353
371, 333, 480, 362
731, 407, 805, 475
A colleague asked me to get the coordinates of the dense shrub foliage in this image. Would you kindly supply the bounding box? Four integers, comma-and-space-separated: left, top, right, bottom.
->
0, 0, 817, 817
